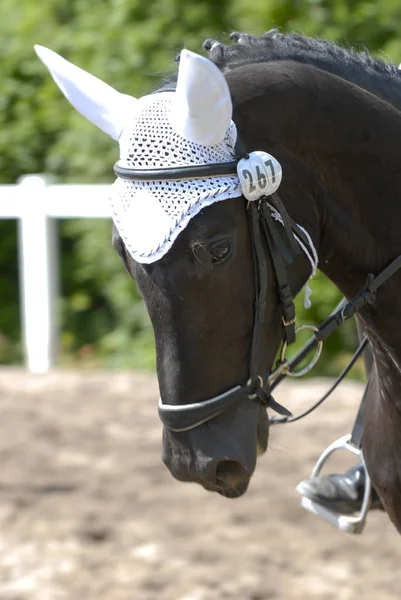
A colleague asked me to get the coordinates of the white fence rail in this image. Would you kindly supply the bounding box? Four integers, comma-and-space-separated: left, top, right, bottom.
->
1, 175, 112, 373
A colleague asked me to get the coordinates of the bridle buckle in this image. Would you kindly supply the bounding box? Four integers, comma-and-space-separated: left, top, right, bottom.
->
274, 324, 324, 380
268, 360, 290, 385
282, 315, 296, 327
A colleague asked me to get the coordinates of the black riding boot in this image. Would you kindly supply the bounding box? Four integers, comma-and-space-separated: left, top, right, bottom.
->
296, 464, 383, 514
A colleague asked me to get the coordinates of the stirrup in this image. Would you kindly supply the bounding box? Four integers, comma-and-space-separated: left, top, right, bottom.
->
298, 434, 371, 534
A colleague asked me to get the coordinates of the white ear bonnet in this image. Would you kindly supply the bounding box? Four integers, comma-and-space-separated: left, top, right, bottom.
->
34, 46, 282, 264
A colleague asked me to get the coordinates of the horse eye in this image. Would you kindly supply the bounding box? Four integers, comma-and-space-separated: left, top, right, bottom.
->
208, 241, 231, 264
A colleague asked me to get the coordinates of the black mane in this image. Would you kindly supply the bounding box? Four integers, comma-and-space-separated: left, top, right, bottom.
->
203, 31, 401, 111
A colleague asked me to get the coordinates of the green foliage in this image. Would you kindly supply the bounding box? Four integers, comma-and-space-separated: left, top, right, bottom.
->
58, 219, 156, 369
1, 0, 400, 371
230, 0, 401, 58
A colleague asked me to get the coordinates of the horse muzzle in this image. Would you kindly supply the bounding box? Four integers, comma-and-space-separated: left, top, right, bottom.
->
161, 400, 269, 497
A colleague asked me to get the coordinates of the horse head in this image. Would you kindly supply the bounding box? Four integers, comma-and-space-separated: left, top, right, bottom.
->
35, 44, 319, 498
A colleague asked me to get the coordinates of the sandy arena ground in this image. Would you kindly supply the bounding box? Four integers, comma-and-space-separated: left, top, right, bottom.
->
0, 369, 399, 600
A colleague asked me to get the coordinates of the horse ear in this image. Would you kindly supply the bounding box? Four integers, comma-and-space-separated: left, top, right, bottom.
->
34, 45, 138, 141
170, 49, 233, 147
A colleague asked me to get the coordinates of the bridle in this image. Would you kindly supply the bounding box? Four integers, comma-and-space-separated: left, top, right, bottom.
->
114, 139, 320, 431
114, 130, 401, 434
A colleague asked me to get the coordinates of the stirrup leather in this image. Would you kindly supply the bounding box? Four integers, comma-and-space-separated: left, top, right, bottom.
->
298, 434, 371, 534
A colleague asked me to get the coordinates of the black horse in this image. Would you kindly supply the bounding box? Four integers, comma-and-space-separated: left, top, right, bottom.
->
37, 32, 401, 533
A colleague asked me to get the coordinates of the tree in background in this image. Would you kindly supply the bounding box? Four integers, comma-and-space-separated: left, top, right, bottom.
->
1, 0, 400, 371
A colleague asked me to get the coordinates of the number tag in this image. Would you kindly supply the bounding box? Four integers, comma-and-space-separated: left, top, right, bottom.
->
237, 151, 282, 202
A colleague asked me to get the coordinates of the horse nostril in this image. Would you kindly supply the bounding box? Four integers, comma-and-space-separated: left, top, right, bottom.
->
215, 460, 248, 488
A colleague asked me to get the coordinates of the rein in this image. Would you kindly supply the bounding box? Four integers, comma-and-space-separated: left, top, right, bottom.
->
267, 252, 401, 424
113, 145, 401, 433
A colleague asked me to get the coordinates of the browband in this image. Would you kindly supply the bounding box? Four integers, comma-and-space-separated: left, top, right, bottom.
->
113, 161, 239, 182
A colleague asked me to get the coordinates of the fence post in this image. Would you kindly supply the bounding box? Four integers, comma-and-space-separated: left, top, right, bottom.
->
17, 175, 58, 373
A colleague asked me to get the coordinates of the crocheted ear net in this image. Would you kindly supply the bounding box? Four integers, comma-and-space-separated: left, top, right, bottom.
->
109, 92, 242, 264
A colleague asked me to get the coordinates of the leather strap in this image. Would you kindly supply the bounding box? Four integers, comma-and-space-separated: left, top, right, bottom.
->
114, 161, 239, 181
259, 205, 296, 344
316, 254, 401, 342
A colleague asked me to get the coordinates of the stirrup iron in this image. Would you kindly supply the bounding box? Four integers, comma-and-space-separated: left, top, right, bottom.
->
298, 434, 371, 534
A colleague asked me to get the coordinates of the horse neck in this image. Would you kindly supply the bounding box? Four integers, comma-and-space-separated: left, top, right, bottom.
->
230, 61, 401, 354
